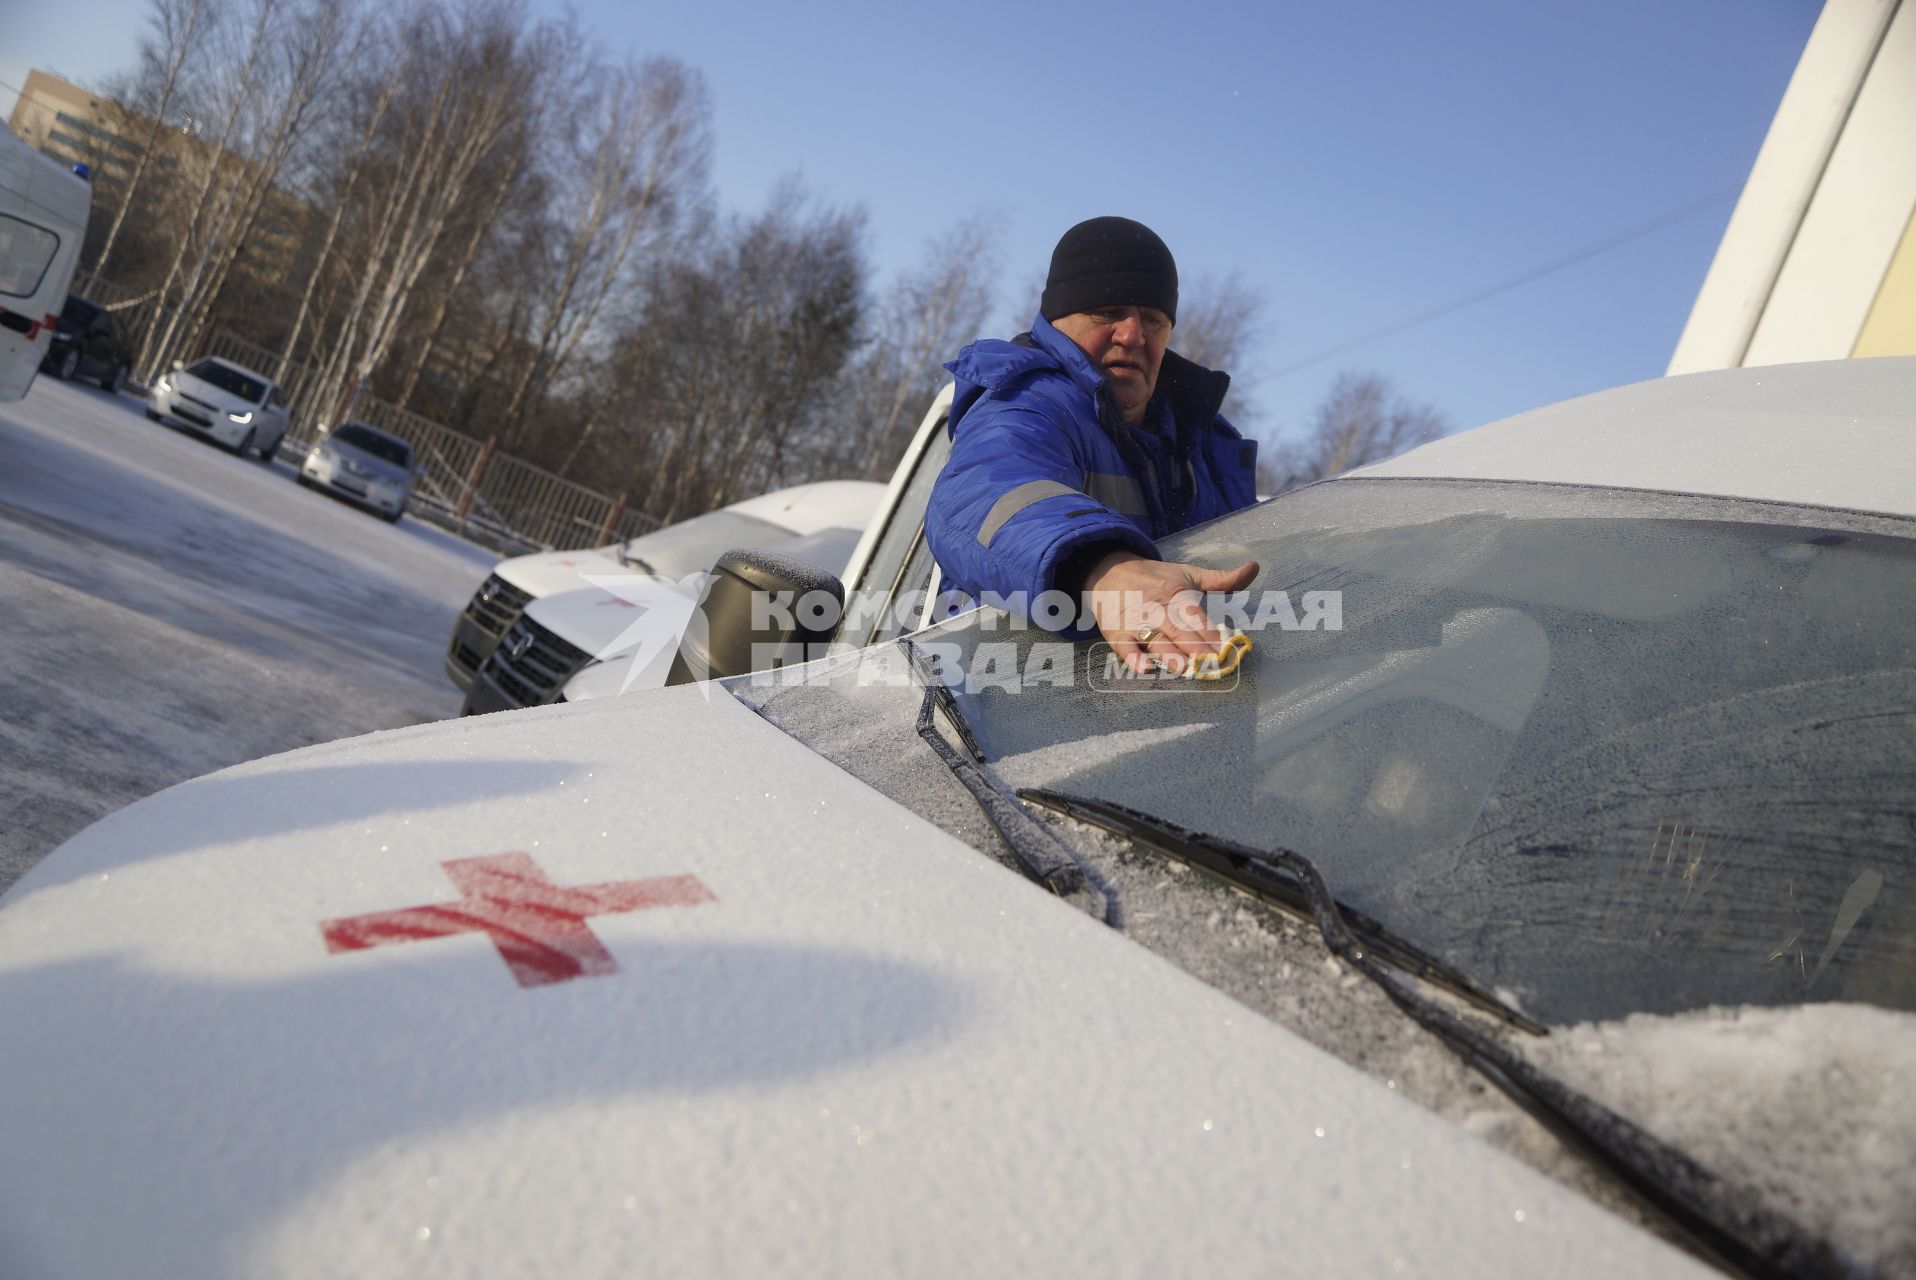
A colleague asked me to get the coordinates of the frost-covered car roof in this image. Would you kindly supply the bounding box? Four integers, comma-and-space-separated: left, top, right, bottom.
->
1356, 355, 1916, 518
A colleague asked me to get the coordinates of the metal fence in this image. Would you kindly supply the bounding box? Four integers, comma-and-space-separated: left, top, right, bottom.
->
73, 271, 660, 555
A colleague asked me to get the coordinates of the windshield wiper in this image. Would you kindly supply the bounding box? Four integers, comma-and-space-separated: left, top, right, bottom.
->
919, 665, 988, 762
1018, 787, 1846, 1280
900, 640, 1117, 925
1019, 787, 1542, 1033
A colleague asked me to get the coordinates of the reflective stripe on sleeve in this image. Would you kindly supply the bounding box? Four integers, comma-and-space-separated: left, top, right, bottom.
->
1083, 471, 1148, 517
977, 479, 1079, 547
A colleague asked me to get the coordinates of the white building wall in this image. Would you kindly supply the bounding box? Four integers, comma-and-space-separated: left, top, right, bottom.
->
1743, 2, 1916, 366
1668, 0, 1912, 374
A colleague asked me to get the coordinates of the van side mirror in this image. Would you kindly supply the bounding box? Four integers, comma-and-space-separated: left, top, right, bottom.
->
170, 360, 183, 372
666, 549, 845, 685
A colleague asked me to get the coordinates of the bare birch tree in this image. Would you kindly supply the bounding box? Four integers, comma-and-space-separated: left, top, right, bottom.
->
132, 0, 280, 380
1172, 271, 1264, 403
586, 184, 865, 521
711, 194, 864, 504
386, 147, 531, 409
490, 55, 711, 451
96, 0, 215, 277
170, 0, 365, 367
273, 15, 403, 374
307, 0, 550, 428
1260, 371, 1446, 492
838, 213, 1000, 476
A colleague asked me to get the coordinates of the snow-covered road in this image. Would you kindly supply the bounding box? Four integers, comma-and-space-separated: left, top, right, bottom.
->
0, 376, 496, 890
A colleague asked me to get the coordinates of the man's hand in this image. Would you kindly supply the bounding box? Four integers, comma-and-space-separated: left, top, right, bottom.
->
1082, 551, 1260, 675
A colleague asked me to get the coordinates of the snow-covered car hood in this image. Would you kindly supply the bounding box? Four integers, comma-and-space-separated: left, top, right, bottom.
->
524, 575, 699, 654
725, 479, 883, 534
493, 544, 629, 597
0, 688, 1706, 1279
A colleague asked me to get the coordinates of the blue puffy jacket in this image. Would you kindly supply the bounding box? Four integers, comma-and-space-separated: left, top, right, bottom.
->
926, 314, 1258, 621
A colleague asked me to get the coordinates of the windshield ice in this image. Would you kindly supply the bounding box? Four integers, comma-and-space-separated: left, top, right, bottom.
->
1530, 1001, 1916, 1271
927, 478, 1916, 1027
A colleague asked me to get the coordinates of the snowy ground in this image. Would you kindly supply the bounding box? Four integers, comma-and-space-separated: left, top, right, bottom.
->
0, 375, 496, 891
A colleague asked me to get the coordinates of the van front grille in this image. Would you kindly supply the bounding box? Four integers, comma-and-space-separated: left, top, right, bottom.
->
480, 616, 591, 708
463, 574, 532, 638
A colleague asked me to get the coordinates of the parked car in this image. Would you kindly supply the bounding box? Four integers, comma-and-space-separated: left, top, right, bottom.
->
299, 420, 417, 522
146, 355, 290, 460
1, 357, 1911, 1278
40, 294, 132, 391
444, 479, 886, 692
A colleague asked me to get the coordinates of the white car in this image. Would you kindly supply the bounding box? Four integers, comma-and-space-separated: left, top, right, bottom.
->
1, 357, 1911, 1278
146, 354, 290, 460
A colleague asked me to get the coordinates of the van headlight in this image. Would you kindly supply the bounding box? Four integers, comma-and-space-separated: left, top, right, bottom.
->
228, 410, 255, 424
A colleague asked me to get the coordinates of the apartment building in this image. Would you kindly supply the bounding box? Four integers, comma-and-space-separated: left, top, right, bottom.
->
8, 68, 308, 278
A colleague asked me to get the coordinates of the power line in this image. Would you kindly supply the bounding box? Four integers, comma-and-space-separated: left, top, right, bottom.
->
1272, 185, 1740, 377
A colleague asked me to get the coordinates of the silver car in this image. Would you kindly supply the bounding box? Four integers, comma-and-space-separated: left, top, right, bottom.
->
298, 420, 416, 522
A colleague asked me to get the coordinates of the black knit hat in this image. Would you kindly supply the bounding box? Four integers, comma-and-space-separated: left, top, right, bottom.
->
1040, 216, 1178, 325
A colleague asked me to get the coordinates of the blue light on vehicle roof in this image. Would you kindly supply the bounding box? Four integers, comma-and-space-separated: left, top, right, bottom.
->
71, 162, 91, 181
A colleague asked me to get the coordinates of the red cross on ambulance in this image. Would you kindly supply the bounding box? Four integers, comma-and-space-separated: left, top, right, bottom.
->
320, 852, 714, 987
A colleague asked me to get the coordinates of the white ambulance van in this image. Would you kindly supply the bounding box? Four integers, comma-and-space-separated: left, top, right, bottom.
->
0, 121, 91, 402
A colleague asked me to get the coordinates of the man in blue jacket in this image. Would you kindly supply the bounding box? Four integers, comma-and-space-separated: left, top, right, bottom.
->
926, 216, 1260, 675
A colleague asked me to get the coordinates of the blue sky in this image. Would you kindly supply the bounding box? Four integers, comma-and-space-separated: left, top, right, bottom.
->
3, 0, 1822, 443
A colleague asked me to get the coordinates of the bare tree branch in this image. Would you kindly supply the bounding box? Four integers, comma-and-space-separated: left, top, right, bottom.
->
97, 0, 215, 277
1260, 370, 1447, 493
1173, 270, 1264, 424
837, 212, 1001, 475
492, 54, 711, 451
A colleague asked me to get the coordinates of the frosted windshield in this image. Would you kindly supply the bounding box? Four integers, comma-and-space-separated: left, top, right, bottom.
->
185, 360, 266, 403
936, 478, 1916, 1025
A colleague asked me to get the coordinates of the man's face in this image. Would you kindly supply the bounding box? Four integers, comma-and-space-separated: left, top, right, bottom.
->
1052, 305, 1171, 425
